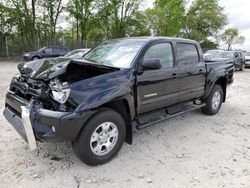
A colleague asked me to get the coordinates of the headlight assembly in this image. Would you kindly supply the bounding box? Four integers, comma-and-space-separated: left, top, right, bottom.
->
50, 79, 70, 104
51, 89, 70, 104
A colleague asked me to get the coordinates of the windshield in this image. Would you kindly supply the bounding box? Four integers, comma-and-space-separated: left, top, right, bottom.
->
65, 50, 81, 57
206, 51, 234, 59
37, 47, 46, 52
64, 49, 88, 59
215, 51, 234, 58
83, 40, 145, 68
205, 50, 221, 56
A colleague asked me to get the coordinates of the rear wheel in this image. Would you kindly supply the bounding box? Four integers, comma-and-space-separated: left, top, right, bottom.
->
72, 108, 126, 166
202, 84, 223, 115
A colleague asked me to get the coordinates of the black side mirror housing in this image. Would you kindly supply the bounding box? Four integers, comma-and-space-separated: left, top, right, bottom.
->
142, 59, 162, 70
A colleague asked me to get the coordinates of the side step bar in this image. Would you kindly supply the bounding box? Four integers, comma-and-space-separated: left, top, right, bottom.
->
136, 103, 206, 130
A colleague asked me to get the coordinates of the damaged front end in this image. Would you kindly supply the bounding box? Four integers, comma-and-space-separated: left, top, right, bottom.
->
3, 58, 120, 147
3, 73, 95, 147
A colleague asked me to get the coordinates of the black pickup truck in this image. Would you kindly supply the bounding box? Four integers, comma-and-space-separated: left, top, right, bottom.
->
3, 37, 234, 166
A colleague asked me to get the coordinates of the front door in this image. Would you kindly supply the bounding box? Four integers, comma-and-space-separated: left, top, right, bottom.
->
136, 41, 180, 114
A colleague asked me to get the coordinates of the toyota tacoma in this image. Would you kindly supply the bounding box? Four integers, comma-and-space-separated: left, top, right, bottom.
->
3, 37, 234, 166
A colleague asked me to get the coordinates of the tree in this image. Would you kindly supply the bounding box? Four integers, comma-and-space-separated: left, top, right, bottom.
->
125, 11, 150, 37
145, 0, 185, 36
9, 0, 38, 49
184, 0, 227, 43
67, 0, 96, 43
220, 28, 245, 50
0, 3, 16, 56
39, 0, 65, 44
98, 0, 143, 39
200, 39, 218, 52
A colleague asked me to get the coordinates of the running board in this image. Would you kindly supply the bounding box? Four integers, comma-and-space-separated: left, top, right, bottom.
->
136, 103, 206, 130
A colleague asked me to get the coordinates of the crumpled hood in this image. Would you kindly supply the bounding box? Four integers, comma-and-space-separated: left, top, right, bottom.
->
17, 58, 72, 81
17, 58, 116, 81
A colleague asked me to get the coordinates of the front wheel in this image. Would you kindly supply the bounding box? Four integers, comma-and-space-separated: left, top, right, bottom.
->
202, 84, 223, 115
72, 108, 126, 166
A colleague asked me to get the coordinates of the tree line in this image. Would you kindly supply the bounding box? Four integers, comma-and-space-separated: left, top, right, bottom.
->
0, 0, 244, 57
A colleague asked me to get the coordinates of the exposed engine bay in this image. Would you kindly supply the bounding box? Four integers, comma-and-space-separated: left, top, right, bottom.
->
58, 62, 115, 83
10, 60, 118, 112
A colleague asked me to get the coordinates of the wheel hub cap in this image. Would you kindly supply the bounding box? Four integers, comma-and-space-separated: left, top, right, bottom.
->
212, 91, 221, 110
90, 122, 119, 156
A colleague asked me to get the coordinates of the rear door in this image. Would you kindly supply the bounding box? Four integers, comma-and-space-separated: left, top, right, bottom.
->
136, 41, 180, 114
176, 43, 206, 102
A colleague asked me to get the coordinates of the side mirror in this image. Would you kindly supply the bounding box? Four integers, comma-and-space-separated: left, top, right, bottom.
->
42, 50, 46, 53
142, 59, 162, 70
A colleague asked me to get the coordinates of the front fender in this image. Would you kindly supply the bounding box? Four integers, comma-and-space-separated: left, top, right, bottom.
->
67, 69, 135, 114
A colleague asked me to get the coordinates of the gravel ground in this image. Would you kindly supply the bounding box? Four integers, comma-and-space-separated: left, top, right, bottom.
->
0, 61, 250, 188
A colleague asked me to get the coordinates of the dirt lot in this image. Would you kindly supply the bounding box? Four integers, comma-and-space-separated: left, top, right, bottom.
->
0, 61, 250, 188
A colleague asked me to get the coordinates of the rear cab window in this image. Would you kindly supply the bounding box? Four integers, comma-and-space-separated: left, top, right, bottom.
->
176, 43, 199, 66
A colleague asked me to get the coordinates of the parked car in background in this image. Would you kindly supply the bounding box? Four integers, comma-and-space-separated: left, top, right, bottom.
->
203, 50, 224, 60
22, 46, 69, 61
238, 51, 246, 68
64, 48, 91, 59
244, 51, 250, 67
204, 50, 245, 71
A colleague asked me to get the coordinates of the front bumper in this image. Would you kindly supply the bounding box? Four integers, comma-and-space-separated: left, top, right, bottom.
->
3, 91, 96, 147
22, 55, 32, 61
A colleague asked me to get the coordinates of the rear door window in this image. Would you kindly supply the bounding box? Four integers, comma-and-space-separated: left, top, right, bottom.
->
177, 43, 199, 66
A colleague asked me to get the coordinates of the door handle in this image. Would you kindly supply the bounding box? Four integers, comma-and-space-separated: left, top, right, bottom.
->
172, 73, 177, 79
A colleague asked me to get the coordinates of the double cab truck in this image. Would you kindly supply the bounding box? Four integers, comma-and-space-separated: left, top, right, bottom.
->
3, 37, 234, 166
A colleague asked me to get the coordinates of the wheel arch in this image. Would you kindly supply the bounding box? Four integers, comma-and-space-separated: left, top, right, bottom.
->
204, 76, 227, 103
31, 55, 41, 60
101, 98, 133, 145
214, 77, 227, 102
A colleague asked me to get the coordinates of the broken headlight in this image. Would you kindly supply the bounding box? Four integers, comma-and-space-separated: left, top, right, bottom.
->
50, 79, 70, 104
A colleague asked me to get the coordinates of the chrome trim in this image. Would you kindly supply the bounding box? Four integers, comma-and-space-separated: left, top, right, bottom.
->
144, 93, 158, 98
7, 87, 15, 95
21, 106, 37, 150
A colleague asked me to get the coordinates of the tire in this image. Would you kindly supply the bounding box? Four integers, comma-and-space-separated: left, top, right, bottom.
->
31, 56, 40, 60
202, 84, 223, 115
239, 62, 245, 71
72, 108, 126, 166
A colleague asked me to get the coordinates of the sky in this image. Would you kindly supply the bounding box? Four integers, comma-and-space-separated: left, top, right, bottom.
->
218, 0, 250, 50
142, 0, 250, 50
